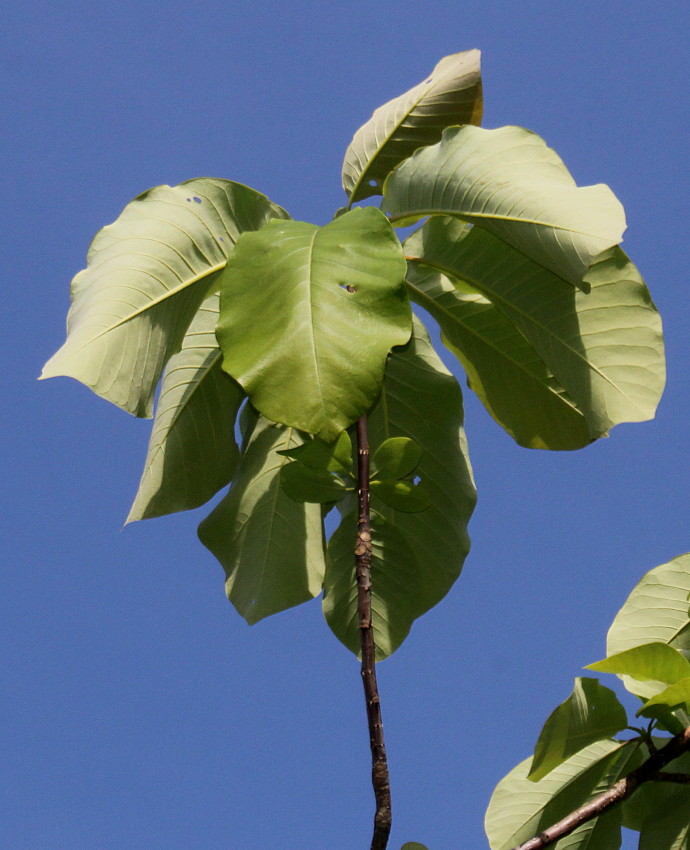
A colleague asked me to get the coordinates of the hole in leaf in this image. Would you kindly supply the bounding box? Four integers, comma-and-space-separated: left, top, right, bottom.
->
369, 180, 378, 187
193, 196, 202, 203
218, 236, 225, 242
413, 476, 421, 485
186, 198, 192, 202
339, 284, 357, 293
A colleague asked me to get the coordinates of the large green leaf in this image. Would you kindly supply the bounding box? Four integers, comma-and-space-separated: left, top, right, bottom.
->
586, 644, 690, 699
215, 207, 411, 441
528, 678, 628, 782
126, 293, 244, 522
383, 125, 626, 288
405, 233, 592, 450
41, 179, 288, 417
324, 318, 476, 659
406, 216, 665, 440
198, 413, 326, 624
341, 50, 483, 203
485, 740, 639, 850
640, 803, 690, 850
625, 751, 690, 836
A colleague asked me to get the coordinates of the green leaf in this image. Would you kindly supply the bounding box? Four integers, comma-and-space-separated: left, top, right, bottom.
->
528, 678, 628, 782
342, 50, 483, 203
277, 431, 353, 475
606, 554, 690, 699
324, 318, 476, 659
384, 125, 626, 288
485, 739, 640, 850
406, 216, 665, 442
586, 644, 690, 693
639, 801, 690, 850
372, 437, 422, 479
41, 179, 288, 417
405, 232, 592, 450
126, 293, 244, 522
215, 207, 411, 441
623, 751, 690, 833
280, 462, 349, 503
198, 414, 326, 624
640, 678, 690, 714
370, 479, 430, 513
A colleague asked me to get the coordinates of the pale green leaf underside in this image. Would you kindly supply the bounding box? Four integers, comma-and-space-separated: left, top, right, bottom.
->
529, 678, 628, 782
198, 414, 326, 625
342, 49, 483, 203
127, 292, 244, 522
405, 249, 591, 450
406, 216, 665, 442
485, 740, 635, 850
324, 318, 476, 659
216, 207, 411, 441
641, 678, 690, 713
384, 125, 626, 288
41, 179, 288, 417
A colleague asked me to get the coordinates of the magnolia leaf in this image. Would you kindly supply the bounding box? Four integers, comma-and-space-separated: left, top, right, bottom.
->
198, 415, 326, 624
126, 293, 244, 522
528, 678, 628, 782
406, 216, 665, 440
215, 207, 411, 441
370, 479, 429, 513
485, 739, 640, 850
372, 436, 422, 479
277, 431, 353, 475
384, 125, 626, 288
324, 318, 476, 659
405, 243, 592, 450
280, 462, 350, 504
41, 179, 288, 417
342, 50, 482, 203
639, 678, 690, 714
586, 643, 690, 694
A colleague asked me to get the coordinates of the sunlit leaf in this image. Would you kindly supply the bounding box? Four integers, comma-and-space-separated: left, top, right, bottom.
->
41, 179, 288, 416
372, 436, 422, 479
528, 678, 628, 782
342, 49, 482, 203
640, 678, 690, 714
215, 207, 411, 441
198, 414, 326, 624
586, 644, 690, 696
384, 125, 626, 288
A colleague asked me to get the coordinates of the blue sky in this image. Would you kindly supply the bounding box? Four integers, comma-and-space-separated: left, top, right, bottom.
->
4, 1, 689, 848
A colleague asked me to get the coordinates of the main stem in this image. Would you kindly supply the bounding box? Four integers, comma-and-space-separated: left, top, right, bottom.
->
355, 415, 392, 850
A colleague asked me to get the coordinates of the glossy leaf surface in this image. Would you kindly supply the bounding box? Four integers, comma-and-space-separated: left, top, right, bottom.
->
528, 678, 628, 782
127, 293, 244, 522
406, 216, 665, 443
198, 415, 326, 624
42, 179, 288, 416
384, 125, 626, 288
216, 207, 410, 441
342, 50, 482, 203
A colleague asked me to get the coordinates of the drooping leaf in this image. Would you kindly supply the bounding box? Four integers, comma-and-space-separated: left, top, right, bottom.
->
341, 50, 483, 203
41, 179, 288, 416
215, 207, 411, 441
126, 293, 244, 522
280, 461, 350, 504
372, 436, 422, 479
324, 318, 476, 659
277, 431, 353, 475
198, 414, 326, 624
369, 479, 430, 513
384, 125, 626, 288
528, 678, 628, 782
639, 800, 690, 850
405, 235, 592, 450
406, 216, 665, 441
485, 739, 640, 850
586, 644, 690, 697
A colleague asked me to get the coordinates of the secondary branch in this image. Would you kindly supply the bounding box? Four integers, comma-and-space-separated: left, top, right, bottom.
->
355, 415, 392, 850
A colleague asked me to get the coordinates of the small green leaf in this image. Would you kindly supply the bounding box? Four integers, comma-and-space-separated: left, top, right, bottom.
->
216, 207, 411, 441
586, 644, 690, 690
280, 462, 349, 504
639, 678, 690, 714
528, 678, 628, 782
277, 431, 352, 475
370, 479, 429, 513
372, 437, 422, 479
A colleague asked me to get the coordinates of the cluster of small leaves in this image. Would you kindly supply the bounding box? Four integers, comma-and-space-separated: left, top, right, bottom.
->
485, 553, 690, 850
41, 50, 664, 661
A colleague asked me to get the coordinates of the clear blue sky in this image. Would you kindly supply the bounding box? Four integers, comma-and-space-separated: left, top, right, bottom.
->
3, 1, 688, 848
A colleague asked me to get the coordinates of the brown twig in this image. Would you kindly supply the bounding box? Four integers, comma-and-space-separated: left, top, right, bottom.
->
355, 415, 391, 850
512, 726, 690, 850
